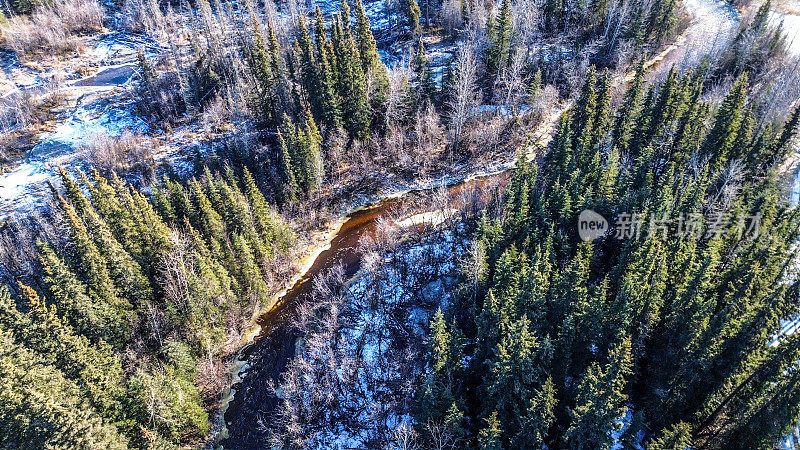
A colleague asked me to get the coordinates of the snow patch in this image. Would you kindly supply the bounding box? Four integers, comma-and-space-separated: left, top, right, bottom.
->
396, 208, 457, 227
0, 101, 148, 217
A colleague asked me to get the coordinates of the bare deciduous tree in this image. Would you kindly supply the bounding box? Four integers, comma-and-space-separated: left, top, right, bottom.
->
446, 41, 479, 155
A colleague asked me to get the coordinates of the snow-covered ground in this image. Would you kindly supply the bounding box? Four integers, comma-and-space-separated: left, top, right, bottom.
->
771, 0, 800, 56
671, 0, 739, 68
266, 226, 466, 447
0, 101, 147, 215
0, 33, 156, 219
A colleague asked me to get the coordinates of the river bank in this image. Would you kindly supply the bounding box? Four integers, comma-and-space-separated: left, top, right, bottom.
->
217, 0, 744, 443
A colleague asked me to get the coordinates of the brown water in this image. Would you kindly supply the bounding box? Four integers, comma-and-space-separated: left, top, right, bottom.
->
218, 7, 730, 439
221, 172, 508, 447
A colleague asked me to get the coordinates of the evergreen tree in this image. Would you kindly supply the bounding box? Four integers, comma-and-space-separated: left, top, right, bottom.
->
703, 72, 748, 169
648, 422, 692, 450
478, 411, 504, 450
247, 14, 279, 127
0, 328, 128, 449
314, 7, 344, 131
774, 103, 800, 159
414, 39, 436, 103
486, 0, 512, 83
405, 0, 422, 36
353, 0, 389, 128
565, 338, 633, 449
332, 9, 372, 138
277, 128, 299, 203
614, 56, 646, 151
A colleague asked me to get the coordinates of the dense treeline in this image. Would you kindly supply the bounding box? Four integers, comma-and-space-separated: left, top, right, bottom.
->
244, 0, 390, 201
135, 0, 394, 204
0, 166, 293, 447
132, 0, 687, 210
414, 65, 800, 448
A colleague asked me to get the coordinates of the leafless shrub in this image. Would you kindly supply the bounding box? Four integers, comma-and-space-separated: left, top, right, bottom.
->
390, 422, 419, 450
531, 84, 559, 115
0, 213, 59, 287
120, 0, 163, 34
462, 113, 506, 157
386, 65, 414, 127
202, 94, 233, 132
439, 0, 465, 35
494, 47, 528, 113
0, 84, 60, 130
80, 131, 154, 172
409, 103, 444, 173
0, 0, 104, 56
0, 91, 42, 132
446, 41, 479, 153
158, 230, 193, 314
137, 70, 187, 124
196, 352, 230, 401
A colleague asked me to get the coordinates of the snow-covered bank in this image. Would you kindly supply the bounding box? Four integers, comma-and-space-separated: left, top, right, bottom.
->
771, 4, 800, 56
0, 101, 147, 215
0, 33, 159, 218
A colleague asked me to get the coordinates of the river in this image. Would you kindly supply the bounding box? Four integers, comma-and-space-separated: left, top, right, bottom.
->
219, 171, 508, 446
218, 0, 747, 445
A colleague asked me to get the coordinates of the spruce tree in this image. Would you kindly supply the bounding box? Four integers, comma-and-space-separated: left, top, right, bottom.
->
486, 0, 512, 83
332, 10, 371, 139
565, 338, 633, 449
413, 39, 436, 103
703, 72, 748, 169
405, 0, 422, 36
314, 7, 344, 131
0, 328, 128, 449
353, 0, 389, 128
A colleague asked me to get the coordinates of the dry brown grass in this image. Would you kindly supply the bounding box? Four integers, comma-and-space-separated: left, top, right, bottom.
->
80, 131, 154, 172
0, 0, 104, 57
0, 85, 64, 165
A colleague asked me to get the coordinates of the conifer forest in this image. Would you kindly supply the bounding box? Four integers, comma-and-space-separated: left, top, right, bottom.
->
1, 0, 800, 446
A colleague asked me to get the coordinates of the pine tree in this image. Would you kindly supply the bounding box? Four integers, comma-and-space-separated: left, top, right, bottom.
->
515, 377, 557, 448
84, 170, 143, 262
353, 0, 389, 128
571, 66, 598, 161
483, 315, 552, 444
241, 167, 293, 256
332, 10, 371, 138
528, 68, 542, 100
486, 0, 512, 83
565, 338, 633, 449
